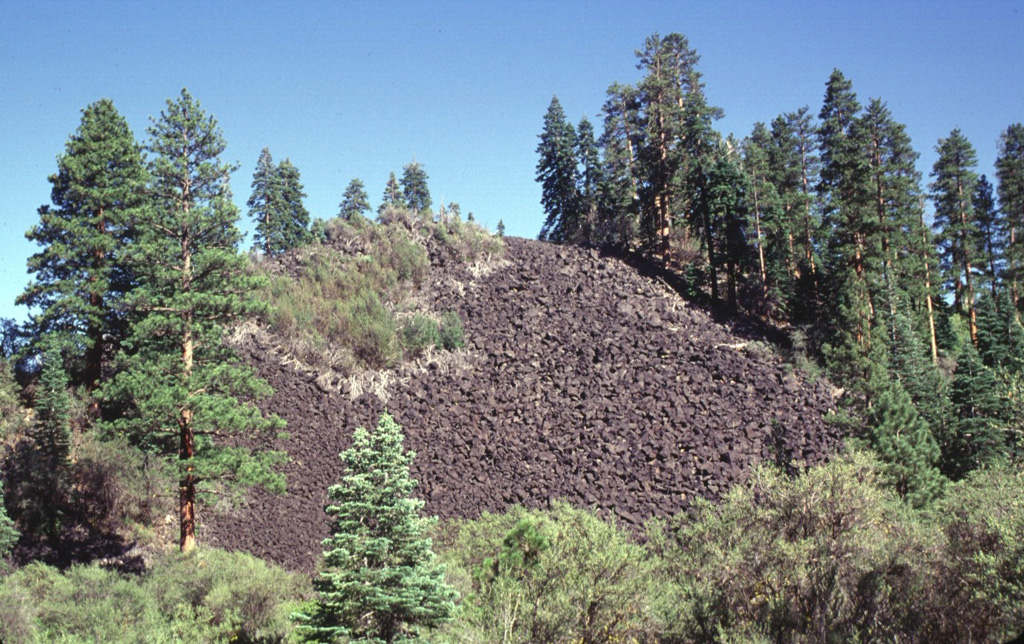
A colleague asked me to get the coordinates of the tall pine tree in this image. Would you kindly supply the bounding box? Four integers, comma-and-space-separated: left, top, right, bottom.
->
996, 123, 1024, 313
18, 99, 147, 393
104, 89, 284, 551
931, 129, 981, 344
536, 96, 581, 243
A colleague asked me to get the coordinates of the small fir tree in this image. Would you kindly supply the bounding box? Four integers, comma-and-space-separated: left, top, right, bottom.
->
338, 178, 371, 221
867, 382, 944, 507
946, 343, 1008, 478
379, 172, 405, 215
250, 150, 311, 256
536, 96, 580, 243
294, 413, 457, 643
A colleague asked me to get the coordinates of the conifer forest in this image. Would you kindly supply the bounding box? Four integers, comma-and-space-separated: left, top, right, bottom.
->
2, 32, 1024, 643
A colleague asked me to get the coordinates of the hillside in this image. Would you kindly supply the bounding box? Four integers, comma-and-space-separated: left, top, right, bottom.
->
208, 235, 842, 572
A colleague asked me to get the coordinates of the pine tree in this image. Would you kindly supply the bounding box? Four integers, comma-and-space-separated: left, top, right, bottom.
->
249, 147, 284, 255
338, 178, 371, 221
576, 115, 603, 244
946, 343, 1009, 478
742, 122, 785, 307
17, 99, 147, 393
379, 172, 405, 215
996, 123, 1024, 312
931, 129, 981, 344
706, 143, 750, 309
276, 158, 312, 250
973, 175, 1005, 301
0, 479, 17, 558
867, 381, 944, 507
596, 82, 641, 247
250, 150, 311, 257
536, 96, 580, 243
294, 413, 457, 643
400, 161, 431, 215
104, 89, 284, 552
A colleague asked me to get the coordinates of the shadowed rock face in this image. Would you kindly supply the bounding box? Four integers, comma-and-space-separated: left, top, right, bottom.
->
206, 236, 841, 572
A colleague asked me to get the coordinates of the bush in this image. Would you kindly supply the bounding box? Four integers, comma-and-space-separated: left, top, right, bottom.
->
437, 502, 656, 643
651, 450, 935, 643
438, 311, 465, 351
401, 314, 441, 358
927, 464, 1024, 642
0, 549, 306, 643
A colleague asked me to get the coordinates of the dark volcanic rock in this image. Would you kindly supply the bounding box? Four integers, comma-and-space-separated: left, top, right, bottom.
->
206, 237, 841, 572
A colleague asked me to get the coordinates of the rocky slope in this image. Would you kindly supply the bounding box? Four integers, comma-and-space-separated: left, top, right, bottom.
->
207, 236, 841, 572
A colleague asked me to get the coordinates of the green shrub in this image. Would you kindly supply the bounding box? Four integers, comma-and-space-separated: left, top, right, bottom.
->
651, 450, 935, 643
343, 288, 398, 369
437, 502, 656, 643
928, 464, 1024, 642
438, 311, 465, 351
401, 315, 441, 358
0, 549, 306, 643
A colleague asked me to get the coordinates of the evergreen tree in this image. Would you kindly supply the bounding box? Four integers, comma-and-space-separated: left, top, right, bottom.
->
973, 175, 1005, 301
17, 99, 147, 393
867, 381, 944, 507
276, 158, 312, 250
30, 345, 73, 536
248, 147, 284, 255
931, 129, 981, 344
536, 96, 580, 243
946, 343, 1009, 478
975, 289, 1024, 373
996, 123, 1024, 312
400, 161, 431, 215
816, 71, 881, 395
0, 479, 17, 558
576, 115, 603, 244
294, 413, 457, 643
338, 178, 371, 221
379, 172, 405, 215
250, 150, 311, 256
596, 82, 641, 247
496, 219, 505, 237
770, 106, 821, 306
104, 89, 284, 552
742, 122, 785, 308
706, 144, 750, 309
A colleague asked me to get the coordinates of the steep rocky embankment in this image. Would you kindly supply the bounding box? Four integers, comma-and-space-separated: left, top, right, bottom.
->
208, 236, 840, 572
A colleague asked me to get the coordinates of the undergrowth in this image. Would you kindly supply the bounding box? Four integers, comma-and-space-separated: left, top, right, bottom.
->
257, 209, 500, 375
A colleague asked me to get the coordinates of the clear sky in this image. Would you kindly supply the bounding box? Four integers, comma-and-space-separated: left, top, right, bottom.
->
2, 1, 1022, 323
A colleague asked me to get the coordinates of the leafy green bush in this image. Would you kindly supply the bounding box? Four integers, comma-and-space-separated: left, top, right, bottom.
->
928, 464, 1024, 642
401, 314, 441, 358
437, 502, 656, 643
0, 549, 306, 643
438, 311, 465, 351
650, 450, 934, 643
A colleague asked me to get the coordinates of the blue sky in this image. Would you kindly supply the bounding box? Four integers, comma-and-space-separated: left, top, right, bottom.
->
2, 1, 1022, 323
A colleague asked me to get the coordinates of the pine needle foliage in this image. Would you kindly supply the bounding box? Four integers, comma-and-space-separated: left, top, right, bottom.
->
295, 413, 457, 643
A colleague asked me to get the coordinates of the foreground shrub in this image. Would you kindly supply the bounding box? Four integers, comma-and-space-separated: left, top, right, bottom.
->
927, 464, 1024, 642
0, 549, 306, 643
438, 502, 656, 643
651, 450, 935, 643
